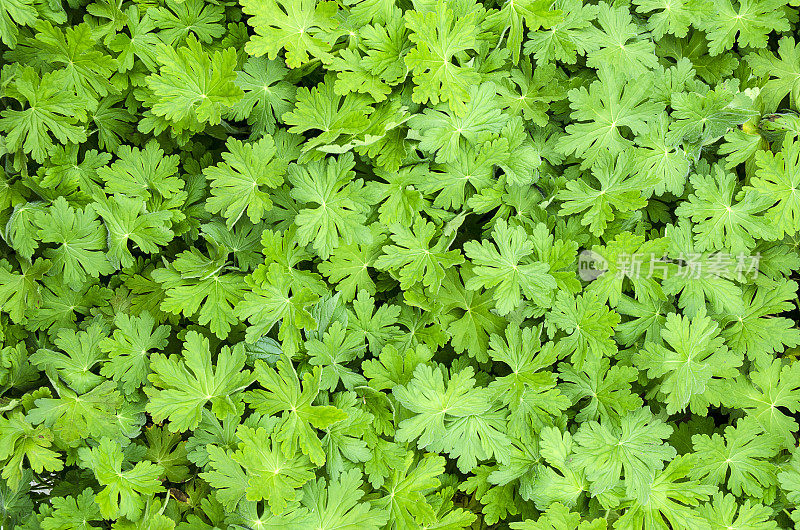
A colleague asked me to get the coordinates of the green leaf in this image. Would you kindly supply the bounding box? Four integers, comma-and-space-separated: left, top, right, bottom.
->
29, 322, 106, 394
4, 202, 47, 261
614, 454, 714, 529
301, 469, 388, 529
556, 151, 649, 236
141, 425, 190, 482
394, 364, 509, 472
41, 488, 102, 530
244, 355, 347, 465
99, 311, 170, 395
0, 0, 37, 48
241, 0, 339, 68
288, 152, 371, 259
0, 412, 63, 490
363, 342, 432, 392
94, 194, 174, 269
22, 21, 117, 105
526, 426, 591, 509
747, 36, 800, 112
523, 0, 598, 64
0, 257, 50, 323
723, 359, 800, 450
558, 357, 642, 423
661, 220, 745, 318
409, 82, 507, 164
719, 279, 800, 362
236, 262, 320, 353
319, 391, 373, 477
229, 56, 297, 136
583, 2, 659, 78
146, 35, 242, 129
437, 268, 506, 360
96, 140, 183, 201
690, 418, 779, 497
108, 6, 160, 71
511, 502, 607, 529
404, 2, 481, 110
633, 113, 690, 196
329, 48, 393, 102
747, 135, 800, 238
145, 330, 253, 432
283, 74, 373, 152
675, 167, 771, 254
464, 218, 556, 315
557, 68, 663, 169
374, 216, 464, 292
545, 291, 620, 369
633, 0, 707, 39
698, 0, 788, 56
666, 83, 758, 147
0, 68, 86, 162
199, 444, 249, 511
698, 492, 778, 530
306, 321, 366, 391
319, 233, 385, 301
26, 380, 123, 447
573, 407, 676, 503
778, 447, 800, 505
205, 135, 287, 228
375, 452, 445, 528
586, 231, 668, 307
77, 437, 164, 521
234, 423, 316, 514
35, 197, 114, 289
489, 0, 562, 63
635, 311, 741, 414
150, 0, 225, 45
488, 324, 568, 438
152, 247, 246, 339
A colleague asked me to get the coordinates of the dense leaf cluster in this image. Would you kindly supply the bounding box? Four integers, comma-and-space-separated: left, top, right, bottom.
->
1, 0, 800, 527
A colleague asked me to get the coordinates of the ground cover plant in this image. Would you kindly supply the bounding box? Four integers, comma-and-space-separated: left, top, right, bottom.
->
1, 0, 800, 527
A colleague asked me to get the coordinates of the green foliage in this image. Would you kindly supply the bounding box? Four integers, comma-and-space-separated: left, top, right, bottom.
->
2, 0, 800, 528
